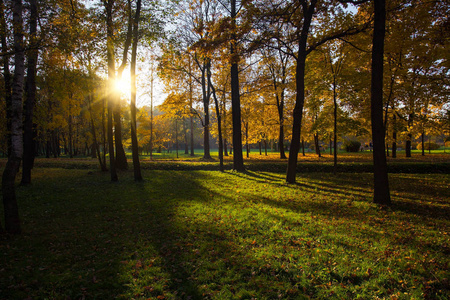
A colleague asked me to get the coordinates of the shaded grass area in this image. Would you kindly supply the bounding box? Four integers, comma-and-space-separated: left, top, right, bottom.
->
1, 168, 449, 299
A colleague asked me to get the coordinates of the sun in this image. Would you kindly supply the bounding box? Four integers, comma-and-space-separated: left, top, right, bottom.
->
113, 76, 131, 95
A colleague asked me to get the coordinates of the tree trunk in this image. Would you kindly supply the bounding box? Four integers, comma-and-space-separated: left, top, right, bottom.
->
371, 0, 391, 205
245, 123, 249, 158
184, 118, 189, 155
406, 135, 412, 157
302, 139, 305, 156
2, 0, 25, 234
421, 131, 425, 156
392, 113, 397, 158
0, 0, 12, 157
333, 76, 338, 173
188, 56, 195, 157
150, 76, 154, 160
130, 0, 142, 181
102, 94, 108, 166
201, 60, 211, 159
190, 116, 194, 156
106, 0, 118, 181
175, 119, 179, 159
208, 66, 224, 171
264, 139, 267, 156
286, 3, 315, 184
21, 0, 37, 185
88, 94, 107, 171
224, 138, 228, 156
314, 133, 321, 157
114, 105, 128, 169
68, 114, 73, 158
230, 0, 244, 171
113, 0, 135, 171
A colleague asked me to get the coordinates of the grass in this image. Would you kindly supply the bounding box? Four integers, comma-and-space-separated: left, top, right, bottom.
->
0, 158, 449, 299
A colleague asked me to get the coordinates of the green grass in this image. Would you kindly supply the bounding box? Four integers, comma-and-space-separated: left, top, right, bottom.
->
1, 166, 449, 299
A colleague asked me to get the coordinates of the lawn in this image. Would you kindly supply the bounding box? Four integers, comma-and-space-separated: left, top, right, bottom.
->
0, 158, 449, 299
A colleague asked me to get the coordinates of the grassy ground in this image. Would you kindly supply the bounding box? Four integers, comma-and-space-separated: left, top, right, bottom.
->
0, 158, 449, 299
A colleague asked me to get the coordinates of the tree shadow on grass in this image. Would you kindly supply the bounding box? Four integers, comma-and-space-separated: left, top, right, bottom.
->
232, 170, 450, 224
1, 170, 209, 299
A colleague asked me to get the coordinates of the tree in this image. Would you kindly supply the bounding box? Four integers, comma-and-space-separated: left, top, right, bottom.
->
0, 0, 11, 157
254, 0, 370, 183
21, 0, 38, 185
104, 0, 118, 181
260, 44, 292, 159
2, 0, 25, 234
130, 0, 142, 181
370, 0, 390, 205
229, 0, 245, 171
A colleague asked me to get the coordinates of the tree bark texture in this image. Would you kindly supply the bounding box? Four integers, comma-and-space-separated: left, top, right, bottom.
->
2, 0, 25, 234
21, 0, 38, 185
201, 61, 211, 159
1, 0, 12, 157
230, 0, 244, 171
286, 2, 316, 183
371, 0, 391, 205
208, 66, 224, 171
130, 0, 142, 181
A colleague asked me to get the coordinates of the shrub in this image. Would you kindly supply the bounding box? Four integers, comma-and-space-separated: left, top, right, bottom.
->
343, 140, 361, 152
416, 142, 440, 150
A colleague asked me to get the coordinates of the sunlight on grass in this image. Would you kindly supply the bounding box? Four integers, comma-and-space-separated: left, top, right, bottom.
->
1, 168, 448, 299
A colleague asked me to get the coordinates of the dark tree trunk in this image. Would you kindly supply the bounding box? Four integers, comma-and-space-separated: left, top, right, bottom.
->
130, 0, 142, 181
276, 90, 287, 159
230, 0, 244, 171
184, 118, 189, 155
286, 2, 315, 183
200, 60, 211, 159
88, 94, 107, 171
329, 134, 332, 155
190, 116, 194, 156
302, 139, 305, 156
421, 131, 425, 156
2, 0, 25, 234
333, 76, 338, 173
406, 135, 412, 157
150, 84, 154, 160
224, 138, 228, 156
264, 139, 267, 156
175, 119, 179, 159
371, 0, 391, 205
314, 133, 321, 157
392, 113, 397, 158
106, 0, 118, 181
101, 95, 108, 166
208, 66, 224, 171
114, 106, 128, 169
188, 57, 195, 157
68, 114, 73, 158
245, 123, 249, 158
0, 0, 12, 157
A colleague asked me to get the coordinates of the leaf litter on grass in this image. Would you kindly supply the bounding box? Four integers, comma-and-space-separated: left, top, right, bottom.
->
0, 168, 448, 299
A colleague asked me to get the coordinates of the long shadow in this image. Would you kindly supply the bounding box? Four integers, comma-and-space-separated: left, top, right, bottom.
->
232, 170, 450, 222
118, 171, 209, 299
